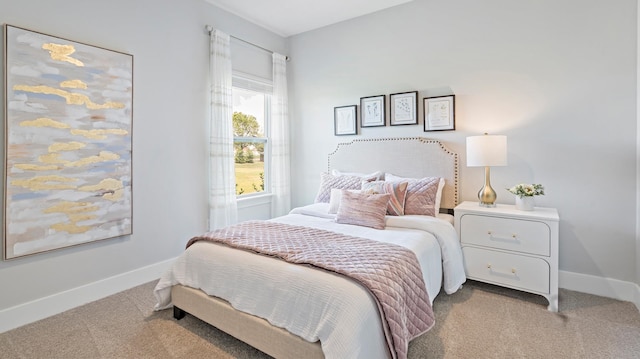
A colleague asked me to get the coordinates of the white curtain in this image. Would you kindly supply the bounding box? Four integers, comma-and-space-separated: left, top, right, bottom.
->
270, 53, 291, 217
208, 30, 237, 230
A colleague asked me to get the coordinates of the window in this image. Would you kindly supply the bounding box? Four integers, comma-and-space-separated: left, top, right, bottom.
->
232, 76, 271, 197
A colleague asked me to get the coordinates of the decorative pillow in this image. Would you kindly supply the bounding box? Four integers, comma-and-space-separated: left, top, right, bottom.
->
361, 181, 409, 216
434, 177, 445, 212
331, 169, 383, 181
386, 173, 445, 215
315, 172, 379, 203
385, 173, 441, 216
328, 188, 360, 214
336, 190, 390, 230
328, 188, 342, 214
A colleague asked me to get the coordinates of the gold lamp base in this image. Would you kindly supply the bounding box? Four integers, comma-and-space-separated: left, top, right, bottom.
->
477, 166, 497, 207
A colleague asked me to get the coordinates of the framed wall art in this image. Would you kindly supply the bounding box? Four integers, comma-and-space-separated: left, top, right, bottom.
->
360, 95, 385, 128
424, 95, 455, 131
390, 91, 418, 126
3, 25, 133, 259
334, 105, 357, 136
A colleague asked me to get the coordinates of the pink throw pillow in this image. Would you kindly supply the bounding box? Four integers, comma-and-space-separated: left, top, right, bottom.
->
361, 181, 408, 216
336, 190, 390, 229
394, 177, 440, 216
314, 173, 365, 203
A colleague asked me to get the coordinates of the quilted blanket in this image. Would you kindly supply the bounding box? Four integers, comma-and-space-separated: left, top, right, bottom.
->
187, 220, 435, 359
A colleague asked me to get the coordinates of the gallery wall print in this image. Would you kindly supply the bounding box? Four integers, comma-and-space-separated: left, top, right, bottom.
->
424, 95, 455, 131
360, 95, 385, 128
334, 105, 357, 136
389, 91, 418, 126
3, 25, 133, 259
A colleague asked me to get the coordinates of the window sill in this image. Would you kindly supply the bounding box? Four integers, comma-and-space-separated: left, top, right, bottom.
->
237, 193, 273, 209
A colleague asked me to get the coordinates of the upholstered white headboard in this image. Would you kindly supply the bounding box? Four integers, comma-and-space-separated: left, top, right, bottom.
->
328, 137, 459, 211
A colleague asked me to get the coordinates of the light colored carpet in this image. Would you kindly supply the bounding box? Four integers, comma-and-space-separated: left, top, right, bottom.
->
1, 280, 639, 358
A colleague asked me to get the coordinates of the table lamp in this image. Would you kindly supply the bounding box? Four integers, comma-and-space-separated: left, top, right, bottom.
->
466, 133, 507, 207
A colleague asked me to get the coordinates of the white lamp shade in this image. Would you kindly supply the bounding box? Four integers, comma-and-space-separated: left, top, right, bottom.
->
466, 135, 507, 167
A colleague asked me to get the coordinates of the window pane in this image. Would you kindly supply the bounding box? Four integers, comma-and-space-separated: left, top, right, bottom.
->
233, 87, 266, 196
233, 88, 264, 136
234, 140, 265, 195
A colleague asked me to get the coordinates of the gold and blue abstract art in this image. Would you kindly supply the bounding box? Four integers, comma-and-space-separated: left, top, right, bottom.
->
3, 25, 133, 259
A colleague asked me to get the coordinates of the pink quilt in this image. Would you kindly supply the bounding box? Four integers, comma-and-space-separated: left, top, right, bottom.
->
187, 221, 435, 359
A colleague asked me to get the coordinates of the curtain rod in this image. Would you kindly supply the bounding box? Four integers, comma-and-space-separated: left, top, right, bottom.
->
205, 25, 289, 61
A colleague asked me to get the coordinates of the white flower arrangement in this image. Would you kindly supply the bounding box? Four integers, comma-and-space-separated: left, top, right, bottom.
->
507, 183, 545, 198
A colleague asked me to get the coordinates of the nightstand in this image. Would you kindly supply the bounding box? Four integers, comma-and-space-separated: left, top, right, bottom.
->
454, 201, 560, 311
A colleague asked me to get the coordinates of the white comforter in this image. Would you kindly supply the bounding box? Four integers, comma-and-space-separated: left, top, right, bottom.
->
154, 203, 465, 359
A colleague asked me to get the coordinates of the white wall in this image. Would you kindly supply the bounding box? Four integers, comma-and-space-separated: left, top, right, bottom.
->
288, 0, 638, 292
637, 0, 640, 306
0, 0, 286, 331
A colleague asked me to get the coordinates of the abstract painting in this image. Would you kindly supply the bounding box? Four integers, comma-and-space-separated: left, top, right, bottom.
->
3, 25, 133, 259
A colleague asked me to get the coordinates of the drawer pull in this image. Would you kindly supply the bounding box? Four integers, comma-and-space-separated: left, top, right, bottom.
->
487, 263, 517, 275
487, 231, 519, 242
487, 231, 518, 239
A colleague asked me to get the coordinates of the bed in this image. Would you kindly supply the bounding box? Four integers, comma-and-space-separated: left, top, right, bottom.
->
154, 137, 466, 359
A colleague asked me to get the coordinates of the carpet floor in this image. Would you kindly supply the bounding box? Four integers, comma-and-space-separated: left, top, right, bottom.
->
1, 280, 639, 358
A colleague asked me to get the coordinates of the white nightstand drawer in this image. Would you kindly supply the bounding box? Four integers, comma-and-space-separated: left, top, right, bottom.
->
460, 214, 550, 256
462, 247, 550, 294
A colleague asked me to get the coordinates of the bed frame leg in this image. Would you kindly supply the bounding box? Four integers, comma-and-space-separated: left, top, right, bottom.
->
173, 306, 186, 320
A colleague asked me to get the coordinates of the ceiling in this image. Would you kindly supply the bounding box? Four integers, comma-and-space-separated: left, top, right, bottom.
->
205, 0, 414, 37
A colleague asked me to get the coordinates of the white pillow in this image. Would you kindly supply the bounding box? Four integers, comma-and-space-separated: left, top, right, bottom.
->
385, 173, 445, 213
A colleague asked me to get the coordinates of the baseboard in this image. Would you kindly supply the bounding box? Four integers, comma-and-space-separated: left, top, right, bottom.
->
0, 257, 176, 333
560, 270, 640, 311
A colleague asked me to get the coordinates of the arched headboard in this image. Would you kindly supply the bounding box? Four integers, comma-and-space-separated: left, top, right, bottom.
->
328, 137, 459, 211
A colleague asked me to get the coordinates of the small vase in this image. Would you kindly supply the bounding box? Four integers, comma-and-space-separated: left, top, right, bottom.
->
515, 196, 535, 211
